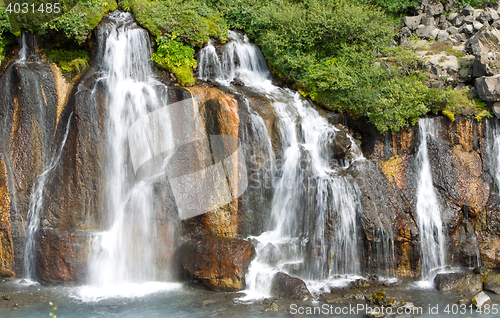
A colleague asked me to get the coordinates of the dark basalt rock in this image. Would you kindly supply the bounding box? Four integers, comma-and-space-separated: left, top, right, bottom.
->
271, 272, 312, 301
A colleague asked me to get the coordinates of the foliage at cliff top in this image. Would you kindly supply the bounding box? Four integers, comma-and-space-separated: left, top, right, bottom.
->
208, 0, 490, 133
152, 36, 197, 85
119, 0, 227, 84
0, 1, 8, 61
42, 48, 90, 74
45, 0, 118, 43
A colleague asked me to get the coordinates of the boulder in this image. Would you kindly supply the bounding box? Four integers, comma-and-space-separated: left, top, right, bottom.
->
492, 102, 500, 118
453, 15, 464, 27
473, 21, 484, 32
475, 75, 500, 101
486, 8, 499, 21
422, 15, 436, 28
479, 235, 500, 268
462, 6, 475, 17
464, 15, 475, 24
271, 272, 312, 301
448, 13, 459, 22
485, 271, 500, 294
472, 291, 492, 309
424, 1, 444, 16
437, 30, 449, 42
434, 272, 483, 293
417, 25, 437, 39
466, 28, 500, 57
459, 24, 474, 35
403, 15, 423, 31
466, 28, 500, 77
179, 235, 256, 291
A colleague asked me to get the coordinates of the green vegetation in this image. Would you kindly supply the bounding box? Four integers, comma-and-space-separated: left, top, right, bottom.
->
46, 0, 118, 43
374, 0, 418, 14
152, 36, 197, 85
0, 0, 493, 132
42, 48, 89, 73
119, 0, 227, 85
0, 0, 9, 62
454, 0, 489, 8
207, 0, 490, 133
49, 301, 57, 318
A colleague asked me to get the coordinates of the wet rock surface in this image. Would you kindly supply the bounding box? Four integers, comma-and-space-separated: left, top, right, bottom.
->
434, 272, 483, 293
270, 272, 312, 301
179, 235, 256, 291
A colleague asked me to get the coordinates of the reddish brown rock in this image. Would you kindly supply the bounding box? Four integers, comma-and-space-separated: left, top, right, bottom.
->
179, 235, 255, 291
0, 158, 15, 277
35, 228, 87, 283
183, 87, 241, 238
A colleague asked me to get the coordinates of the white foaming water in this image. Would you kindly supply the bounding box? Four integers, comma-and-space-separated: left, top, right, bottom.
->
416, 118, 445, 281
85, 11, 176, 297
487, 120, 500, 193
18, 32, 28, 62
76, 282, 183, 302
23, 113, 73, 279
198, 31, 273, 90
199, 31, 364, 298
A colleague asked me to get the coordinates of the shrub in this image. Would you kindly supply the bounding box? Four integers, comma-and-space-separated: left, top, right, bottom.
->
374, 0, 418, 14
152, 36, 197, 85
45, 0, 118, 43
120, 0, 228, 46
42, 48, 90, 74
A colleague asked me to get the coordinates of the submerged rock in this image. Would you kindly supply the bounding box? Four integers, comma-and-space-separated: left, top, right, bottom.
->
179, 235, 256, 291
270, 272, 312, 301
434, 272, 483, 293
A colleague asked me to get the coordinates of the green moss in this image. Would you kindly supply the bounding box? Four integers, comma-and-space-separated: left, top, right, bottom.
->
42, 48, 90, 74
152, 37, 196, 86
442, 110, 455, 122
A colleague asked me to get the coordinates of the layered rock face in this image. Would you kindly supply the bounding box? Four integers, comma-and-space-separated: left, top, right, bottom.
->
345, 115, 500, 277
4, 8, 500, 289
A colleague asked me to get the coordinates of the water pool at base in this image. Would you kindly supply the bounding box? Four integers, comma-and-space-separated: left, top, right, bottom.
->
1, 279, 500, 318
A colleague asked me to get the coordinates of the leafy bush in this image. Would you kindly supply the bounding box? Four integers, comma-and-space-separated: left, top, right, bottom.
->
120, 0, 227, 85
374, 0, 418, 14
454, 0, 489, 8
209, 0, 490, 133
120, 0, 227, 45
42, 48, 90, 73
152, 36, 197, 85
45, 0, 118, 43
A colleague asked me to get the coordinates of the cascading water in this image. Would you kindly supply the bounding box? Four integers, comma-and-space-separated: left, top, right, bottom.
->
83, 12, 180, 297
18, 33, 61, 280
198, 31, 364, 298
415, 118, 445, 282
486, 120, 500, 193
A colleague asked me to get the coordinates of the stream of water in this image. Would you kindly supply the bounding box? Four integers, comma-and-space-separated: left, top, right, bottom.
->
415, 118, 445, 282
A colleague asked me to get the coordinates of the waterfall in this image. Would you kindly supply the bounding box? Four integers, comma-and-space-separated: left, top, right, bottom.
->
23, 114, 73, 279
84, 11, 178, 295
487, 120, 500, 193
415, 118, 445, 281
198, 31, 364, 298
18, 32, 61, 280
